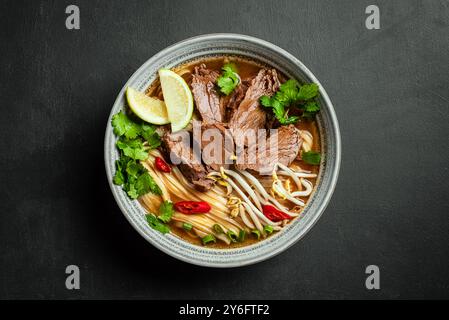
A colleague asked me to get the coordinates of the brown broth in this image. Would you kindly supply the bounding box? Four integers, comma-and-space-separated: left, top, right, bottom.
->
144, 56, 321, 249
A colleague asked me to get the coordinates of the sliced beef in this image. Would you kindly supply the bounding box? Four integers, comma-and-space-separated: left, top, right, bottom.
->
161, 131, 214, 191
200, 122, 235, 171
220, 81, 249, 122
229, 69, 280, 141
191, 64, 224, 123
235, 125, 301, 175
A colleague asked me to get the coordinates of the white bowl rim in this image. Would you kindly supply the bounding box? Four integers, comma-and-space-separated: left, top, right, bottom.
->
104, 33, 341, 267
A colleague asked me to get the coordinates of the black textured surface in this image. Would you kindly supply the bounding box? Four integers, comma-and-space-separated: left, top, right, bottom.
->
0, 0, 448, 299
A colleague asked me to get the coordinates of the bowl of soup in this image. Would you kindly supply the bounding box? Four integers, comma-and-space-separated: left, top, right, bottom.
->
104, 33, 341, 267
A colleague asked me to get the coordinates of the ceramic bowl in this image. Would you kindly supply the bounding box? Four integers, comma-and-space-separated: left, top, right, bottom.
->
104, 33, 341, 267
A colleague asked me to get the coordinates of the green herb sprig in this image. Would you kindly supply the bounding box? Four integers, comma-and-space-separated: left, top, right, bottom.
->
146, 214, 170, 234
145, 200, 174, 234
260, 80, 320, 125
217, 63, 240, 95
111, 111, 162, 199
301, 151, 321, 165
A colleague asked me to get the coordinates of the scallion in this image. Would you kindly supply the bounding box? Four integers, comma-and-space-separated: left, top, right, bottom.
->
238, 230, 246, 242
182, 223, 193, 231
264, 225, 274, 235
202, 234, 216, 245
226, 230, 238, 242
213, 224, 224, 234
251, 229, 261, 240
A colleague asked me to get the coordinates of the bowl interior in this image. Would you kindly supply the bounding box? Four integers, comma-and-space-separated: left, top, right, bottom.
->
104, 34, 340, 267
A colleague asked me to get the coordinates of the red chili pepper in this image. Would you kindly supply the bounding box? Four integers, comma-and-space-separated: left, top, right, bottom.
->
155, 157, 171, 173
262, 205, 292, 222
174, 201, 211, 214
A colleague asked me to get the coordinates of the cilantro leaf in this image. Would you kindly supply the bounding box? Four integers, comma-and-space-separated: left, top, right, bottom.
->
260, 95, 272, 107
126, 183, 139, 199
297, 83, 319, 101
146, 214, 170, 234
259, 80, 320, 125
111, 111, 163, 200
125, 161, 144, 179
140, 123, 156, 137
158, 200, 174, 223
135, 171, 162, 196
304, 101, 320, 113
278, 115, 300, 125
141, 124, 161, 149
275, 79, 300, 105
222, 63, 237, 74
113, 156, 133, 185
123, 171, 161, 199
145, 133, 161, 150
144, 201, 173, 235
217, 63, 240, 95
302, 151, 321, 165
111, 111, 141, 139
301, 101, 320, 119
116, 138, 148, 160
113, 166, 125, 185
260, 95, 300, 125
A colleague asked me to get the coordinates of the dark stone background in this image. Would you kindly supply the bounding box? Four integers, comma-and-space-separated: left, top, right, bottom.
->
0, 0, 448, 299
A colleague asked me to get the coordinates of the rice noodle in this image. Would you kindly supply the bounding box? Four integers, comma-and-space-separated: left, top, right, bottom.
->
140, 141, 317, 245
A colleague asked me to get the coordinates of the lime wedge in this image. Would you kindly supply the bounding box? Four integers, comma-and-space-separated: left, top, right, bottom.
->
126, 87, 170, 125
158, 69, 194, 132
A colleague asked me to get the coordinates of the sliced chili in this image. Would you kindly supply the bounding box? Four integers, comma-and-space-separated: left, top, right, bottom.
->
155, 157, 171, 173
174, 201, 211, 214
262, 205, 292, 222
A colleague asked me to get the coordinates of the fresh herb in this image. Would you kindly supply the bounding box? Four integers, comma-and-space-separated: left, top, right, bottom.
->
301, 151, 321, 165
260, 96, 300, 125
158, 200, 174, 224
297, 83, 319, 101
112, 111, 161, 152
116, 138, 148, 160
125, 171, 161, 199
113, 156, 127, 185
264, 225, 274, 235
114, 156, 160, 199
226, 230, 239, 243
144, 202, 173, 235
274, 80, 301, 105
217, 63, 239, 95
112, 111, 142, 139
301, 101, 320, 119
140, 123, 162, 149
146, 214, 170, 234
202, 234, 217, 245
213, 224, 224, 234
251, 229, 261, 240
111, 111, 162, 200
260, 80, 320, 124
182, 223, 193, 231
238, 230, 246, 242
